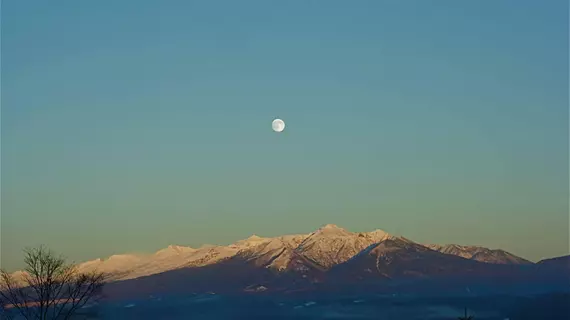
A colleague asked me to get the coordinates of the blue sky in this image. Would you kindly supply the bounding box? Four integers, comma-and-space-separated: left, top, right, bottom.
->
1, 0, 568, 270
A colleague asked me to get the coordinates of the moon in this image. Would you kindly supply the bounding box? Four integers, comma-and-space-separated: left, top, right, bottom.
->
272, 119, 285, 133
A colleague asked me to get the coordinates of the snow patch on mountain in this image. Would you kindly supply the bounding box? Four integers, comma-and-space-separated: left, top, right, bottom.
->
426, 244, 531, 264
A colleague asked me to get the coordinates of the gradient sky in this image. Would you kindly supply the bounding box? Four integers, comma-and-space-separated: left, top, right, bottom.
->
1, 0, 568, 271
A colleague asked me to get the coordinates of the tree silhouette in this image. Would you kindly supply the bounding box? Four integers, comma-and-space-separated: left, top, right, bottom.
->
0, 246, 105, 320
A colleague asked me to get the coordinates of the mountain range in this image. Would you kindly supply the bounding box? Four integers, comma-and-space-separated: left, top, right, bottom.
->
9, 224, 569, 296
69, 224, 535, 281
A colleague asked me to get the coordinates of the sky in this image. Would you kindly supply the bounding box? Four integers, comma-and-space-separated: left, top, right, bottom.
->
1, 0, 568, 271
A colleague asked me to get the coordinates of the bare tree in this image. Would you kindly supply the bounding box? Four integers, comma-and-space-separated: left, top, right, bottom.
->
0, 246, 105, 320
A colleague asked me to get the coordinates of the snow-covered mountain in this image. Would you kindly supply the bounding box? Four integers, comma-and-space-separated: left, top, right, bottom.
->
327, 238, 541, 291
331, 238, 481, 280
233, 226, 394, 274
102, 234, 551, 298
9, 224, 534, 286
74, 244, 241, 281
72, 224, 394, 280
426, 244, 532, 264
236, 237, 317, 273
294, 224, 393, 269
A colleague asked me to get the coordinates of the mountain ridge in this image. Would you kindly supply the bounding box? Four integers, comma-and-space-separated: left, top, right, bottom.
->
8, 224, 538, 284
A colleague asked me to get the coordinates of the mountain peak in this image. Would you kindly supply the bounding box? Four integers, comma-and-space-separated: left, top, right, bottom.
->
428, 243, 531, 264
362, 229, 390, 242
367, 229, 388, 236
313, 224, 352, 236
229, 234, 269, 250
155, 245, 195, 256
